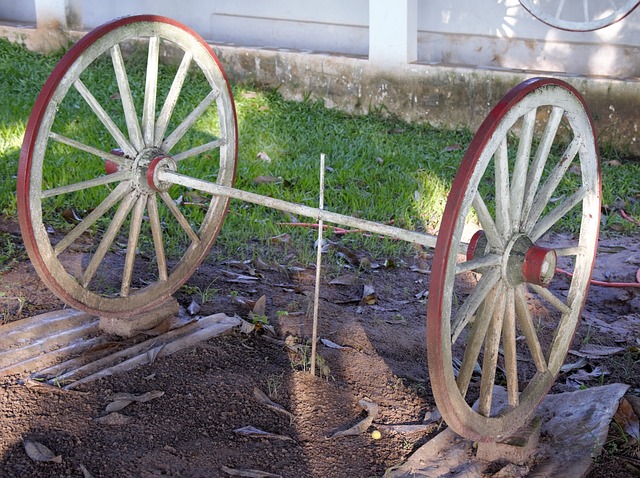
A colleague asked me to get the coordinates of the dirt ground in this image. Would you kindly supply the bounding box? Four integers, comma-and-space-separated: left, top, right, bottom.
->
1, 216, 640, 478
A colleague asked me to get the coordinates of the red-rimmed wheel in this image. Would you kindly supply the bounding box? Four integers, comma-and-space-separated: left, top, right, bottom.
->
427, 78, 601, 442
18, 15, 237, 318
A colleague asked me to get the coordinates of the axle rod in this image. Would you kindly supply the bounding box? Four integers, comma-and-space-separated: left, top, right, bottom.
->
159, 170, 443, 250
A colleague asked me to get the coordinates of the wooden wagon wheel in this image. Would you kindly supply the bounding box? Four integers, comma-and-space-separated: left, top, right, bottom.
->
519, 0, 639, 31
427, 78, 601, 442
18, 15, 237, 318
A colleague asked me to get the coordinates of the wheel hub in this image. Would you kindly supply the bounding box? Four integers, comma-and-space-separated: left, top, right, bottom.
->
468, 230, 557, 288
502, 234, 557, 287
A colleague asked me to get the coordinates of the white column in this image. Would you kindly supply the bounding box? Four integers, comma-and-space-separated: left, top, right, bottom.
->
34, 0, 81, 29
369, 0, 417, 65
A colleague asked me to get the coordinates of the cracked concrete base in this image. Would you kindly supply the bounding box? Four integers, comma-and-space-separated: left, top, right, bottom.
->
385, 383, 629, 478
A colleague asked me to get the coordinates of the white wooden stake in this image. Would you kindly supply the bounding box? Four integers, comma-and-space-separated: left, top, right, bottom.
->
310, 153, 325, 376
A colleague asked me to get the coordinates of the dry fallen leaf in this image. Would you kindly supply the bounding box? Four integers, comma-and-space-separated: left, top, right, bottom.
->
329, 274, 356, 286
106, 390, 165, 412
233, 426, 293, 441
79, 464, 95, 478
252, 295, 267, 316
239, 318, 257, 335
253, 388, 294, 423
146, 344, 164, 364
329, 399, 379, 438
560, 357, 589, 373
187, 298, 201, 316
61, 208, 82, 223
320, 338, 350, 350
361, 283, 377, 305
270, 233, 291, 244
566, 366, 609, 384
256, 151, 272, 162
94, 412, 134, 426
221, 465, 282, 477
23, 439, 62, 463
615, 397, 640, 441
570, 344, 626, 358
253, 175, 280, 184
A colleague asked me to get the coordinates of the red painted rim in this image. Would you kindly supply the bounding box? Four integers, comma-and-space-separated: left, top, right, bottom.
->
426, 77, 601, 441
17, 15, 238, 317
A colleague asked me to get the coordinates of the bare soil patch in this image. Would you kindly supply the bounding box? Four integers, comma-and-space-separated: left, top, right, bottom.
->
1, 217, 640, 477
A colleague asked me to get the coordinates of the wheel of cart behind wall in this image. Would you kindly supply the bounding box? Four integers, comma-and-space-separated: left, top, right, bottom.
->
426, 77, 601, 442
519, 0, 640, 31
17, 15, 238, 319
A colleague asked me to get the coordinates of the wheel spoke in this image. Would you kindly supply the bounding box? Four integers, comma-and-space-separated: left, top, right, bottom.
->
524, 137, 581, 233
154, 51, 193, 147
54, 181, 132, 255
514, 285, 548, 373
456, 281, 504, 397
73, 79, 136, 158
111, 44, 143, 151
529, 188, 585, 242
143, 36, 160, 147
528, 283, 572, 315
121, 195, 147, 297
495, 138, 511, 238
159, 191, 200, 244
473, 193, 504, 249
161, 88, 220, 152
147, 194, 168, 282
172, 138, 226, 162
555, 0, 566, 21
478, 286, 507, 417
49, 132, 130, 168
42, 171, 129, 198
451, 267, 501, 343
81, 192, 139, 288
583, 0, 589, 22
555, 246, 584, 257
521, 106, 564, 227
502, 288, 519, 407
510, 108, 536, 233
455, 253, 502, 274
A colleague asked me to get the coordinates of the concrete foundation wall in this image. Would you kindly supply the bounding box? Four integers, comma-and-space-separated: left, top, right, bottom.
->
213, 44, 640, 155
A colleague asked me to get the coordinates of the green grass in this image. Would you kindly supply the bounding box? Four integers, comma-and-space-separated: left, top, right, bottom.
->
0, 37, 638, 267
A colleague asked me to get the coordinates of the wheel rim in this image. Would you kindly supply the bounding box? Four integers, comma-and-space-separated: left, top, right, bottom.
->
18, 15, 237, 318
519, 0, 639, 31
427, 78, 601, 442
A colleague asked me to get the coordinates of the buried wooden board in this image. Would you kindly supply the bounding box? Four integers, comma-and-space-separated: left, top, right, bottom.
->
384, 383, 629, 478
0, 308, 241, 387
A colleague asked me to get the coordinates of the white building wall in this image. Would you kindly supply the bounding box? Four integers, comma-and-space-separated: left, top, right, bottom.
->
417, 0, 640, 78
0, 0, 639, 78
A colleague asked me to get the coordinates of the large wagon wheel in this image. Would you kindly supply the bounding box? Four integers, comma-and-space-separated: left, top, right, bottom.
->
427, 78, 601, 442
519, 0, 639, 31
18, 15, 237, 318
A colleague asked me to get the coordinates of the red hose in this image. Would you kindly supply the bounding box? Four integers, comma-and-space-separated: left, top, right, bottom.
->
556, 268, 640, 288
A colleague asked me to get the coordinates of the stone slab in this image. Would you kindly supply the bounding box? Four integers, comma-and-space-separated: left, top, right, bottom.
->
385, 383, 629, 478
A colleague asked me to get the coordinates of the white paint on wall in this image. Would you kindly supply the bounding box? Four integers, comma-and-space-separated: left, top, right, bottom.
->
1, 0, 638, 78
